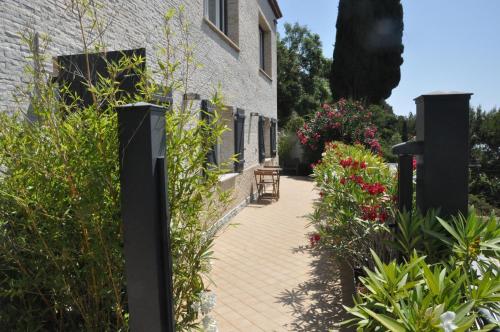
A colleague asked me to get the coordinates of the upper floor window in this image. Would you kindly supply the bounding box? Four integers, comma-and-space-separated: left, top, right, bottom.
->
259, 26, 266, 71
204, 0, 240, 49
258, 12, 272, 79
206, 0, 228, 34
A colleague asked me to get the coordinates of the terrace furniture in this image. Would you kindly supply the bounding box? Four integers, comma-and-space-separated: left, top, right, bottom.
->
254, 168, 281, 201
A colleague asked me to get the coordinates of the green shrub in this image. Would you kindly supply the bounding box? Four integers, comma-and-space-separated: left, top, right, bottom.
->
297, 99, 382, 164
0, 7, 230, 331
345, 211, 500, 331
310, 142, 396, 269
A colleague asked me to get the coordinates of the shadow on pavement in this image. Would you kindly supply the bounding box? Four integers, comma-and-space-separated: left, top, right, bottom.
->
275, 248, 355, 331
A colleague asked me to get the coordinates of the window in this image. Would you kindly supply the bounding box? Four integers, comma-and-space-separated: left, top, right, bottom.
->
206, 0, 228, 34
219, 106, 235, 170
258, 13, 272, 78
202, 101, 245, 173
204, 0, 239, 48
259, 26, 265, 71
258, 116, 277, 162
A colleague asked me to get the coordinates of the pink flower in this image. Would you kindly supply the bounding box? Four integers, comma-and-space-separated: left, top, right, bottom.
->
370, 140, 381, 152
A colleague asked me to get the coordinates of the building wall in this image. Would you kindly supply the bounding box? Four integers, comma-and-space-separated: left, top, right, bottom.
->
0, 0, 279, 216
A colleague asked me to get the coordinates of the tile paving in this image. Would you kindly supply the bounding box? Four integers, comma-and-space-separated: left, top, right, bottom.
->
208, 176, 354, 331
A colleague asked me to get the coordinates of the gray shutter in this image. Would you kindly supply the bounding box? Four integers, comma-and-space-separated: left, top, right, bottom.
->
258, 115, 265, 163
201, 99, 218, 167
270, 118, 277, 157
234, 109, 246, 172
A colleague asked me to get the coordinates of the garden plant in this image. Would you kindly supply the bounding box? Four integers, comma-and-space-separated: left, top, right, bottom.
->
307, 122, 499, 331
0, 4, 230, 331
297, 99, 383, 164
309, 141, 396, 270
344, 211, 500, 331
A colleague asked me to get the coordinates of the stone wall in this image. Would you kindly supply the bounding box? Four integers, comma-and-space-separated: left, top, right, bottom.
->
0, 0, 279, 218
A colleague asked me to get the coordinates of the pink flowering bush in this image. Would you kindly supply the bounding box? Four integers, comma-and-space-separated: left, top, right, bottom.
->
297, 99, 382, 162
310, 142, 396, 269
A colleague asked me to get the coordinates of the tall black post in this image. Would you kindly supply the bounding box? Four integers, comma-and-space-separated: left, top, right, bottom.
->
414, 92, 472, 217
117, 102, 175, 332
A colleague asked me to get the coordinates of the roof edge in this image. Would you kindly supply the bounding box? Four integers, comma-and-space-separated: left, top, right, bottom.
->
268, 0, 283, 19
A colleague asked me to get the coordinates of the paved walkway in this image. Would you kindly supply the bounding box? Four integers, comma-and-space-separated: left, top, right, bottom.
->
208, 176, 353, 331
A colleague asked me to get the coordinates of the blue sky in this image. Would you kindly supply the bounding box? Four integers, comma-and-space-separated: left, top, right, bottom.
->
277, 0, 500, 115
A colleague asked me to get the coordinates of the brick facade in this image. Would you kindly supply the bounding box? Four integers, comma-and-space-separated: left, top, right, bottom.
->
0, 0, 280, 217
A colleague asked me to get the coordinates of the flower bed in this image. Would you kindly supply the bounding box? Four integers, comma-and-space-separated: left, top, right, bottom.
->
310, 142, 396, 269
310, 142, 500, 331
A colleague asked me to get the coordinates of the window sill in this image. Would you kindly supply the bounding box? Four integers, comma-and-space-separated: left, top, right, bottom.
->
204, 18, 240, 52
219, 172, 239, 183
259, 68, 273, 82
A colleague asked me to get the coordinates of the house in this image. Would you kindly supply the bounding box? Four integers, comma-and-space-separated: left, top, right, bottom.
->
0, 0, 282, 220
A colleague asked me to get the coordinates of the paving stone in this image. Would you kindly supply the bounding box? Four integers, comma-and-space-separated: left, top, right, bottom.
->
208, 176, 355, 331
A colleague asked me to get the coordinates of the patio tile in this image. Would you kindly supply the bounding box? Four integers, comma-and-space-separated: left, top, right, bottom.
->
208, 176, 354, 331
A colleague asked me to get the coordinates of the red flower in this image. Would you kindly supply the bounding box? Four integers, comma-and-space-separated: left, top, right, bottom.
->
362, 182, 386, 195
378, 210, 388, 223
361, 205, 378, 221
309, 233, 321, 246
340, 177, 346, 185
360, 161, 367, 169
340, 157, 353, 168
412, 157, 417, 170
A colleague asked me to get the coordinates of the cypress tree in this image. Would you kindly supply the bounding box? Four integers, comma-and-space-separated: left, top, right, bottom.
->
330, 0, 404, 104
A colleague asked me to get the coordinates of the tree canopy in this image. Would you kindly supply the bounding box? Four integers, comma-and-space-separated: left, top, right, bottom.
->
330, 0, 404, 104
278, 23, 331, 123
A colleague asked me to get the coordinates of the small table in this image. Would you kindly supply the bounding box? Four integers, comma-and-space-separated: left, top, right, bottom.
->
254, 168, 281, 201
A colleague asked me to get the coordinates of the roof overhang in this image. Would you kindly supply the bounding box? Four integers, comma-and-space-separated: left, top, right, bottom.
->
268, 0, 283, 19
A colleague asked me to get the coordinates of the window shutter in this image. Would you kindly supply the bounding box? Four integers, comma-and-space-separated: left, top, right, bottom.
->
234, 108, 246, 172
270, 118, 277, 157
201, 99, 218, 167
258, 115, 265, 163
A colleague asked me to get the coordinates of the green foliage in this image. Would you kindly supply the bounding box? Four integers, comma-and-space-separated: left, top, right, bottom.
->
390, 209, 450, 263
469, 194, 500, 217
277, 23, 331, 123
0, 6, 230, 331
330, 0, 404, 104
297, 99, 383, 165
368, 103, 408, 162
469, 106, 500, 210
310, 142, 396, 269
345, 211, 500, 331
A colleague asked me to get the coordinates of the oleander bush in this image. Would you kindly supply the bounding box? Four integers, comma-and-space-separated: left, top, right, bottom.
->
0, 6, 229, 331
309, 141, 396, 270
344, 211, 500, 331
297, 99, 382, 165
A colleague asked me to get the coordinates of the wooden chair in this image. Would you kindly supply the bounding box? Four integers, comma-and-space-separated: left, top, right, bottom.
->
254, 168, 281, 201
